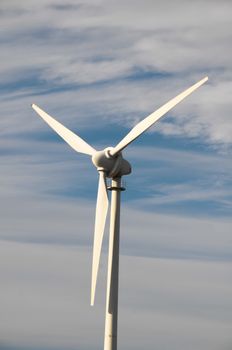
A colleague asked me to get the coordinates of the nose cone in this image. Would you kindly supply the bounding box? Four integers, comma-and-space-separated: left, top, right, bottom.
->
92, 148, 132, 177
92, 149, 115, 171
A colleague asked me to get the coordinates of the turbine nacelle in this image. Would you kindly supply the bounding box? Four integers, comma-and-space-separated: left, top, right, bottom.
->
92, 147, 131, 178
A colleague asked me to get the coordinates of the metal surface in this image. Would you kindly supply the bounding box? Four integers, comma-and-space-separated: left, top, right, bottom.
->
104, 178, 122, 350
110, 77, 208, 156
32, 104, 96, 156
91, 170, 109, 306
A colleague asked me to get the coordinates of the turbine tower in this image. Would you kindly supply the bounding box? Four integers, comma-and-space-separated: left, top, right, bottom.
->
32, 76, 208, 350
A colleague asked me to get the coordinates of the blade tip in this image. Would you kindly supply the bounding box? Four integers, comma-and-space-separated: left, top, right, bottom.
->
202, 76, 209, 83
91, 283, 95, 306
90, 296, 95, 306
31, 103, 37, 110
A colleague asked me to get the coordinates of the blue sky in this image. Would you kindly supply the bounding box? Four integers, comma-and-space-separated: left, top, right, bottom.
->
0, 1, 232, 350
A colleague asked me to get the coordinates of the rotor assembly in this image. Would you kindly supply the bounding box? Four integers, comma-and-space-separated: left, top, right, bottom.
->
92, 147, 131, 178
32, 76, 208, 350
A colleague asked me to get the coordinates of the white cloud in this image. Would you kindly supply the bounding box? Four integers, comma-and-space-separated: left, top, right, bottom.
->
0, 0, 232, 147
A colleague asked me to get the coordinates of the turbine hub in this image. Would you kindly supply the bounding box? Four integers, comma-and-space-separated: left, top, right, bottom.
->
92, 148, 131, 178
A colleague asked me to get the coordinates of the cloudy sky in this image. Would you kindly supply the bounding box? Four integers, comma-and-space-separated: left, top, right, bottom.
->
0, 1, 232, 349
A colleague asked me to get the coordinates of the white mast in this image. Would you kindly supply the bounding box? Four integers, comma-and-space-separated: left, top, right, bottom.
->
104, 177, 122, 350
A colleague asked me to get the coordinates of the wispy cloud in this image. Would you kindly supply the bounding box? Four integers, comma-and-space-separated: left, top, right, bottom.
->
1, 0, 232, 147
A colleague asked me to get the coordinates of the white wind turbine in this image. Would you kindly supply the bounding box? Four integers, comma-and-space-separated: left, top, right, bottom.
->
32, 76, 208, 350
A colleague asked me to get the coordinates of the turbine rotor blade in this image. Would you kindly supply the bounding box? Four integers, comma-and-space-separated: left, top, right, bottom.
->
91, 171, 109, 306
32, 104, 96, 156
110, 76, 208, 156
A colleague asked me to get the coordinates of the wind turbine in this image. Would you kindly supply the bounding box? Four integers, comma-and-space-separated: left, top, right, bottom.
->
32, 76, 208, 350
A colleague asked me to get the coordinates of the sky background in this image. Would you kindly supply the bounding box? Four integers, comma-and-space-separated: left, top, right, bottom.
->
0, 1, 232, 349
